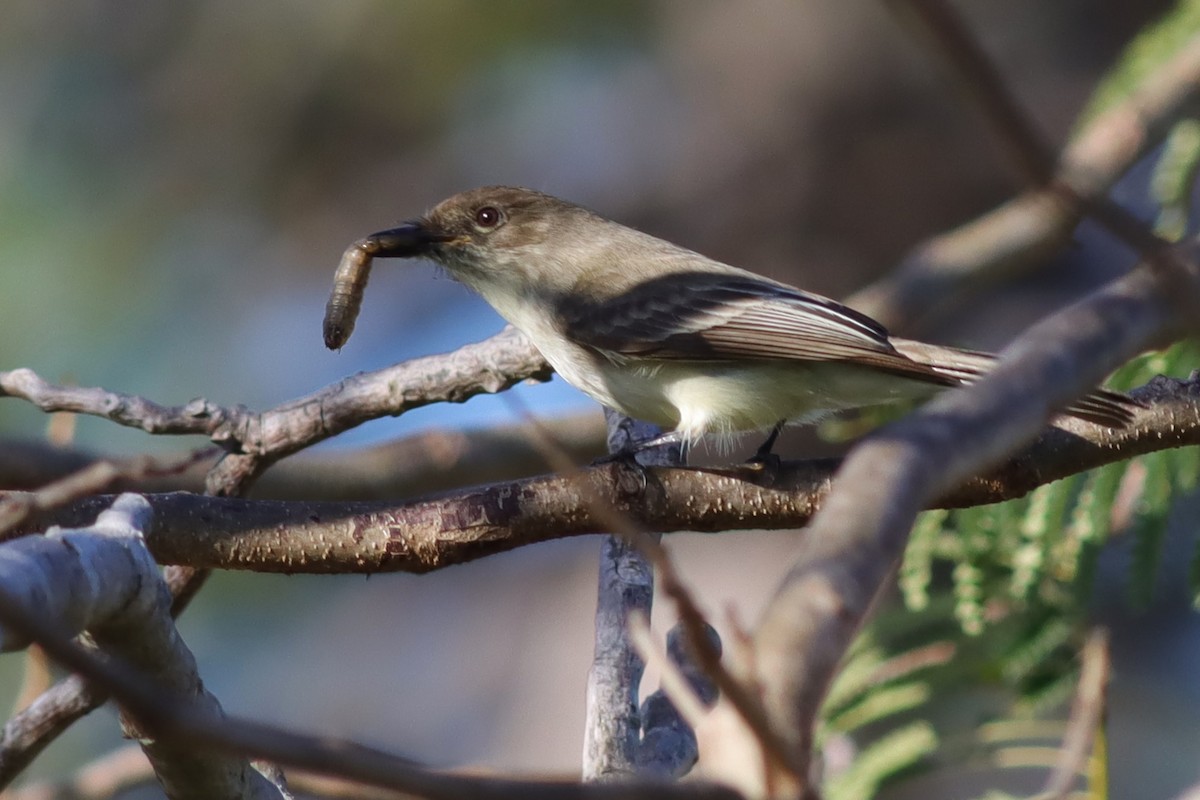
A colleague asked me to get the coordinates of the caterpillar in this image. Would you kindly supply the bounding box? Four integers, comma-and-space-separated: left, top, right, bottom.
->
323, 239, 378, 350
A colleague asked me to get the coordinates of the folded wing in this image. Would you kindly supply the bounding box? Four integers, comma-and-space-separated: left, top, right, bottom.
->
558, 272, 1139, 428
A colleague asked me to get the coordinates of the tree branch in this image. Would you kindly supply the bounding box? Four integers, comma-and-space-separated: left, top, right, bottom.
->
892, 0, 1198, 322
5, 744, 152, 800
632, 621, 721, 780
0, 328, 547, 459
0, 494, 282, 798
0, 328, 554, 784
1043, 628, 1110, 799
0, 326, 550, 497
0, 413, 606, 502
2, 372, 1193, 576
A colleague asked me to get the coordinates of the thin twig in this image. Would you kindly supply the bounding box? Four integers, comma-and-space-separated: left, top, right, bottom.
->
0, 674, 105, 790
628, 615, 708, 735
628, 615, 707, 780
1040, 628, 1111, 800
852, 20, 1200, 328
889, 0, 1056, 184
0, 328, 548, 460
4, 744, 152, 800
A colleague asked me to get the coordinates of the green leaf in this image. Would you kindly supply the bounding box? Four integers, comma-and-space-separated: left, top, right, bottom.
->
826, 682, 933, 735
1169, 441, 1200, 492
902, 510, 948, 611
1077, 0, 1200, 127
952, 559, 987, 636
824, 721, 938, 800
1127, 452, 1174, 608
823, 643, 890, 717
1152, 119, 1200, 241
1000, 616, 1077, 686
1012, 477, 1082, 601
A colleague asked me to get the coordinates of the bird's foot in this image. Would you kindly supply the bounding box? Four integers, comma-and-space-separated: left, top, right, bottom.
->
592, 429, 687, 467
591, 447, 642, 468
745, 421, 785, 478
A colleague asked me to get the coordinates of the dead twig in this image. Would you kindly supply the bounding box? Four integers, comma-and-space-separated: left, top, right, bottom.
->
1039, 629, 1111, 800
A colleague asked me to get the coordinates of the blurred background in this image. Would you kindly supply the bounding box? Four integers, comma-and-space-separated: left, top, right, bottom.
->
1, 1, 1195, 797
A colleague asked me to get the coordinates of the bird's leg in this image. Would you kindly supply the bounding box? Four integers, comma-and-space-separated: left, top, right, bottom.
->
748, 420, 786, 467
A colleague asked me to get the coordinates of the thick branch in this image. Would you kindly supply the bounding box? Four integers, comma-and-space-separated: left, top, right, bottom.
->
0, 495, 281, 799
4, 373, 1195, 575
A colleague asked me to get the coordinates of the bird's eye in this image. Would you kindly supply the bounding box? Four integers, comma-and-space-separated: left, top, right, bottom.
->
473, 205, 503, 230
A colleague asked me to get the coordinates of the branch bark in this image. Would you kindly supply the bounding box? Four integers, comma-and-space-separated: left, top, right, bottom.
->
3, 372, 1194, 576
0, 494, 282, 799
0, 328, 547, 460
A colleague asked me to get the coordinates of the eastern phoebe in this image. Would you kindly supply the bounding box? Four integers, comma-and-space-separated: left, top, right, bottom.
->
324, 186, 1138, 454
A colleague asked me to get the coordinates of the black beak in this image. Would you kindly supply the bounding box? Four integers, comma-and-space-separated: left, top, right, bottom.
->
360, 220, 450, 258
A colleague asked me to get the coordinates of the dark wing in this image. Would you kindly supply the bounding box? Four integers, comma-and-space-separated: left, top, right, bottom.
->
558, 271, 1141, 428
558, 272, 960, 385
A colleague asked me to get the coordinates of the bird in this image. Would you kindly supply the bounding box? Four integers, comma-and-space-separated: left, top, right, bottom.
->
323, 185, 1139, 456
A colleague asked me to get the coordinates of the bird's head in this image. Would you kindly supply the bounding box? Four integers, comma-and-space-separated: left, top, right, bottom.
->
361, 186, 602, 292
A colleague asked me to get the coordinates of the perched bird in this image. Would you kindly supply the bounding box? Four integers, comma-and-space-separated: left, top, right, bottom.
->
324, 186, 1138, 455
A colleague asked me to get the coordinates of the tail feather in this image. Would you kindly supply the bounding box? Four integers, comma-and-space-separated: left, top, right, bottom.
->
888, 338, 1142, 428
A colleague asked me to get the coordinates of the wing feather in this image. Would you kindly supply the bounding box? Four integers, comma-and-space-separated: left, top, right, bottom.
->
559, 272, 956, 383
556, 271, 1140, 427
